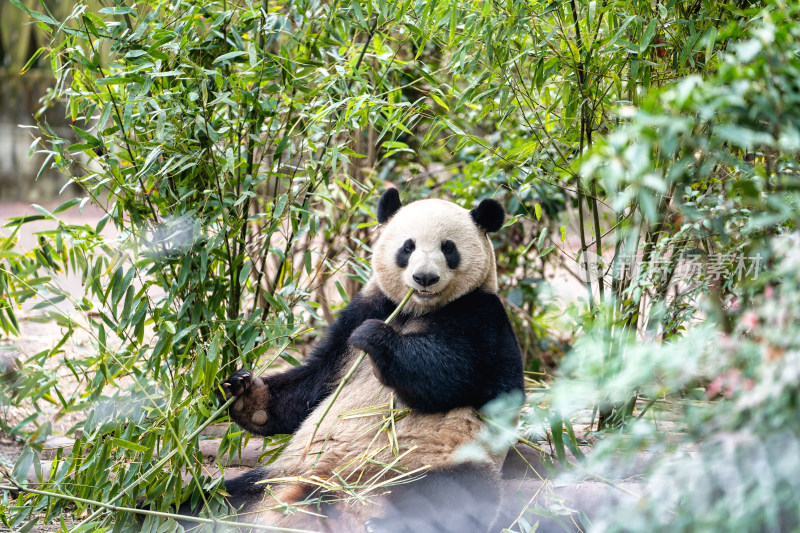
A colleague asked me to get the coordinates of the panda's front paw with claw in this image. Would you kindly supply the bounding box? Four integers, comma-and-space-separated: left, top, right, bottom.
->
218, 368, 254, 403
218, 369, 271, 431
350, 319, 394, 355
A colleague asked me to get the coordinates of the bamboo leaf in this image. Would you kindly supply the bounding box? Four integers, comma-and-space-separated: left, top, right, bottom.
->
639, 18, 658, 54
111, 438, 148, 452
19, 46, 45, 75
213, 51, 248, 63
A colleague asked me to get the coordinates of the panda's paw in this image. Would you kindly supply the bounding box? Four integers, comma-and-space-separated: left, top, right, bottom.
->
218, 370, 271, 430
350, 319, 394, 355
364, 518, 388, 533
218, 368, 253, 403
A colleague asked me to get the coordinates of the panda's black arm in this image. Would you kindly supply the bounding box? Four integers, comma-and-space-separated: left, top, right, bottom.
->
225, 287, 395, 437
350, 290, 524, 413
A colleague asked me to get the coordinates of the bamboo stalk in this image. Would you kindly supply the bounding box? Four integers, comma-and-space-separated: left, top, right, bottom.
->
0, 483, 315, 533
302, 288, 415, 459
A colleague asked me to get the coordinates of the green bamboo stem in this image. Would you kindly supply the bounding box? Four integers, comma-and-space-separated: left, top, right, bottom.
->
302, 288, 415, 459
69, 332, 303, 531
0, 483, 314, 533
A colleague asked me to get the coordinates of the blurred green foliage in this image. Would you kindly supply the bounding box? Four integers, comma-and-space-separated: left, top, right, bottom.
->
521, 4, 800, 532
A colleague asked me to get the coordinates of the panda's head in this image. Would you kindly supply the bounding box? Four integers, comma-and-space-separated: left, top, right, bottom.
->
372, 189, 505, 314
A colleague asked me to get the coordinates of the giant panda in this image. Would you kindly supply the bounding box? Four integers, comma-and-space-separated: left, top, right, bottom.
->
214, 189, 525, 532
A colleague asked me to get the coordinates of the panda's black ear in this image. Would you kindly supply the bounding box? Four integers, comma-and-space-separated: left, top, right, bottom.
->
470, 199, 505, 233
378, 188, 402, 224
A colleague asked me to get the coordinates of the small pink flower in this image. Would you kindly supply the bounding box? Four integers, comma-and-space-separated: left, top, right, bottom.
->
740, 311, 759, 330
706, 369, 750, 399
706, 376, 723, 399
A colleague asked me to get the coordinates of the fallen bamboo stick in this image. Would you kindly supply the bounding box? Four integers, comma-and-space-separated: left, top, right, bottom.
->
0, 481, 315, 533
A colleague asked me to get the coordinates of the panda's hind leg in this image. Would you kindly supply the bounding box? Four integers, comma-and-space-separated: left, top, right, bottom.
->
170, 468, 271, 532
219, 467, 273, 514
179, 468, 322, 532
224, 472, 328, 531
364, 463, 501, 533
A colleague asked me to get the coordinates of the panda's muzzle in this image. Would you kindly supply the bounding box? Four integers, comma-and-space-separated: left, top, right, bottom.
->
412, 273, 440, 298
412, 273, 440, 287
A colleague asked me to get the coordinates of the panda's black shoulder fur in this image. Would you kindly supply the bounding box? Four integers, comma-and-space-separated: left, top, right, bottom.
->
350, 288, 525, 413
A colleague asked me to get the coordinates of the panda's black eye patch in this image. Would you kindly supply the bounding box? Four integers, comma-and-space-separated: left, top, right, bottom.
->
441, 239, 460, 269
396, 239, 415, 268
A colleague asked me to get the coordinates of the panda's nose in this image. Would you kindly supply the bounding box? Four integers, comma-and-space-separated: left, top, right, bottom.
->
413, 273, 440, 287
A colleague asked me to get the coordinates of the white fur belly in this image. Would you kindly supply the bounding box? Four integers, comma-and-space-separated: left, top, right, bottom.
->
269, 348, 490, 485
